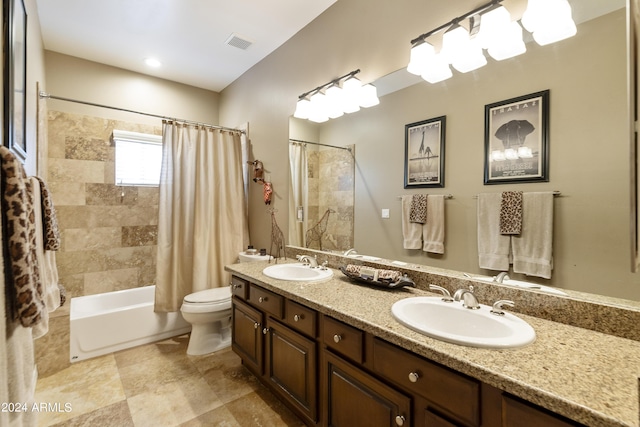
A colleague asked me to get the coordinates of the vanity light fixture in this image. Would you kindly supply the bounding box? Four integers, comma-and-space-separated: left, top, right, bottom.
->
407, 0, 576, 83
293, 69, 380, 123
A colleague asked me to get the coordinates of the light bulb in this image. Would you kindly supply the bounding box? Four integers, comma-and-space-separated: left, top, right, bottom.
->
342, 76, 362, 113
421, 52, 452, 84
407, 41, 436, 76
325, 84, 345, 119
443, 24, 486, 73
359, 84, 380, 108
293, 97, 311, 119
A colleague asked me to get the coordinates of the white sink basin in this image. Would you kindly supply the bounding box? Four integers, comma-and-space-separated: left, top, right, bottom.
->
262, 263, 333, 283
391, 297, 535, 349
473, 276, 567, 296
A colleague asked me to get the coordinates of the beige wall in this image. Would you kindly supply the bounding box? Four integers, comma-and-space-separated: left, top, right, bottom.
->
44, 51, 220, 126
221, 3, 639, 301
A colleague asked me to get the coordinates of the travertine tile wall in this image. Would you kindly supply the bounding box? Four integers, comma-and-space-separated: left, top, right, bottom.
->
306, 145, 354, 251
36, 111, 162, 376
47, 111, 161, 298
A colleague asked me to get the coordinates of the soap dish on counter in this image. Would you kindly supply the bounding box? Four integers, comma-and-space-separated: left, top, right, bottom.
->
339, 265, 416, 289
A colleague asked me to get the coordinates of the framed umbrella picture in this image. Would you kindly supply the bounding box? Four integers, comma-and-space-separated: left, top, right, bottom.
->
484, 90, 549, 184
404, 116, 446, 188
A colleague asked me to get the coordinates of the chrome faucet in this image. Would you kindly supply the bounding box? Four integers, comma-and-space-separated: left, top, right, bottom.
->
453, 285, 480, 310
296, 254, 318, 268
343, 248, 358, 256
493, 272, 511, 283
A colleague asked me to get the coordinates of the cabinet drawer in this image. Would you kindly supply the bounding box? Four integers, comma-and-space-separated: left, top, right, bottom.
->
249, 284, 283, 318
372, 338, 480, 427
322, 316, 364, 364
231, 276, 249, 300
285, 299, 317, 337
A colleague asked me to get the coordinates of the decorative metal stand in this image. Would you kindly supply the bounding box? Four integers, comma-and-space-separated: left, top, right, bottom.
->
268, 208, 285, 262
305, 208, 335, 251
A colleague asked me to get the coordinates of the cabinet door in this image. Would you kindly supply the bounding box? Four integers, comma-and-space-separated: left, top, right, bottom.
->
264, 318, 317, 423
324, 350, 411, 427
231, 297, 264, 375
502, 395, 584, 427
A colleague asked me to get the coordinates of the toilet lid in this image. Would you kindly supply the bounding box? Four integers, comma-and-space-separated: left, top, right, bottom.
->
184, 287, 231, 303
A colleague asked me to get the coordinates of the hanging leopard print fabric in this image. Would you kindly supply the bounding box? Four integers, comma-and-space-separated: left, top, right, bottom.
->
33, 176, 60, 251
1, 147, 45, 327
499, 191, 523, 235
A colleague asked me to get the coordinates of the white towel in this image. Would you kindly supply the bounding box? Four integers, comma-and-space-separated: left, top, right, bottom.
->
477, 193, 511, 271
423, 195, 445, 254
512, 192, 554, 279
401, 195, 422, 249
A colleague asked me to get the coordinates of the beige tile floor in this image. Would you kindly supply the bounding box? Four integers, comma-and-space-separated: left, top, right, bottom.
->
34, 335, 306, 427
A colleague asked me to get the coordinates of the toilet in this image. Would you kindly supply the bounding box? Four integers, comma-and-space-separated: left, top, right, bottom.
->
180, 250, 271, 355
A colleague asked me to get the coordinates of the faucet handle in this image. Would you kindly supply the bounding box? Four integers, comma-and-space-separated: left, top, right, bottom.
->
490, 300, 515, 316
429, 285, 453, 302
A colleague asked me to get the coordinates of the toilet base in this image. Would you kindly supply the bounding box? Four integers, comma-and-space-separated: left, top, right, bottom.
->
186, 319, 231, 356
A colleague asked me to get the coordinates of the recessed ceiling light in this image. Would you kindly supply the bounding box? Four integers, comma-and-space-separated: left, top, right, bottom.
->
144, 58, 162, 68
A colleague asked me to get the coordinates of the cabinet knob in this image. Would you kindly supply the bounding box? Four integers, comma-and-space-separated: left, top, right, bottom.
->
253, 322, 261, 329
258, 296, 267, 303
262, 327, 270, 335
333, 334, 342, 343
395, 415, 406, 426
408, 372, 420, 383
293, 314, 301, 322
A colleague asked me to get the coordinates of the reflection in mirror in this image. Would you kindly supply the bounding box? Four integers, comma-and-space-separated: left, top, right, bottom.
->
288, 0, 640, 303
288, 118, 355, 252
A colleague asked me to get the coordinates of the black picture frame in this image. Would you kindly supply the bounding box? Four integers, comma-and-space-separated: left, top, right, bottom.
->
3, 0, 27, 161
484, 90, 549, 184
404, 116, 446, 188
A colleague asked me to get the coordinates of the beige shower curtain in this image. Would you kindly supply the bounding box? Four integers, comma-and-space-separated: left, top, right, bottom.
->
288, 142, 308, 247
155, 121, 249, 312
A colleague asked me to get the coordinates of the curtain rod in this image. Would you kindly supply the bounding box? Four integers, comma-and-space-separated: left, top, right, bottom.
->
289, 138, 352, 152
38, 91, 245, 134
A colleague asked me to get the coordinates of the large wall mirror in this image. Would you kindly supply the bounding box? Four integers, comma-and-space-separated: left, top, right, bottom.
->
289, 0, 640, 302
288, 118, 355, 252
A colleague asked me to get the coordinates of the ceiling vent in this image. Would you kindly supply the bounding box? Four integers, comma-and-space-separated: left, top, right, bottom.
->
225, 33, 253, 50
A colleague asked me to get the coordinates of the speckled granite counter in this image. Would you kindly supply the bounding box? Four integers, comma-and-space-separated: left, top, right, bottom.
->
226, 260, 640, 427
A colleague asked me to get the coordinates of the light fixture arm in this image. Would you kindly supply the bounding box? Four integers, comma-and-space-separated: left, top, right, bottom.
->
297, 69, 361, 100
410, 0, 503, 46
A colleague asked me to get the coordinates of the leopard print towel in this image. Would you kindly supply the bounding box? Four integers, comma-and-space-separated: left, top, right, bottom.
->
500, 191, 523, 235
1, 146, 45, 327
409, 194, 427, 224
33, 176, 60, 250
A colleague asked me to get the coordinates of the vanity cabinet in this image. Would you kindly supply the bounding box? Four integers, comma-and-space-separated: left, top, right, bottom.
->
230, 276, 586, 427
323, 349, 411, 427
231, 281, 318, 424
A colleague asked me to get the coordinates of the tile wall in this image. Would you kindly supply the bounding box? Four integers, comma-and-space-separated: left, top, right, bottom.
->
306, 145, 354, 251
35, 111, 162, 376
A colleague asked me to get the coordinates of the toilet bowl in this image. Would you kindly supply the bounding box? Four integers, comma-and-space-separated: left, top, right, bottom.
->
181, 250, 270, 355
180, 287, 232, 355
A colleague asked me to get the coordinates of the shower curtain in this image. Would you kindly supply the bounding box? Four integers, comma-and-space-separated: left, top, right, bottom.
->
155, 121, 249, 312
288, 142, 308, 247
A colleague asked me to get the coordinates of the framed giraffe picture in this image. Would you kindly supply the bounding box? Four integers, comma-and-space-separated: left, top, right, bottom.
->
404, 116, 446, 188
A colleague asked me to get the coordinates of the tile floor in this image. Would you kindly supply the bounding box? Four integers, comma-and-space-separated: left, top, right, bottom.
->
34, 335, 305, 426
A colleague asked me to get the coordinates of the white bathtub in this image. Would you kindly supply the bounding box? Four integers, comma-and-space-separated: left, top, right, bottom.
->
70, 285, 191, 363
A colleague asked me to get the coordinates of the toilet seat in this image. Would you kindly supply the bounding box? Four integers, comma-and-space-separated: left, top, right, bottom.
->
181, 287, 231, 313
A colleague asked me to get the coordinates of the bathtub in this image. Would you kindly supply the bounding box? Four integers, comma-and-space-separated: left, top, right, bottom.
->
70, 285, 191, 363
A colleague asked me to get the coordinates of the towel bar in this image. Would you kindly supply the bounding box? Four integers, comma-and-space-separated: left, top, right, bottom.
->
397, 194, 453, 200
473, 191, 561, 199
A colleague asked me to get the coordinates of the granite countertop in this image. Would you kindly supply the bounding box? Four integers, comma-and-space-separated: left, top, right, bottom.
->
225, 261, 640, 427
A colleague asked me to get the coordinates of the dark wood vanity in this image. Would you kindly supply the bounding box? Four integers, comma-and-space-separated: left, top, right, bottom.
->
230, 275, 584, 427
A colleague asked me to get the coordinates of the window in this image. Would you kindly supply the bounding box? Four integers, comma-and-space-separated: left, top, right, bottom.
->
113, 130, 162, 186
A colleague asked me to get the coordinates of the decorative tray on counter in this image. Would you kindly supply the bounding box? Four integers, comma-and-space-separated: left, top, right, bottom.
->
339, 265, 416, 289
